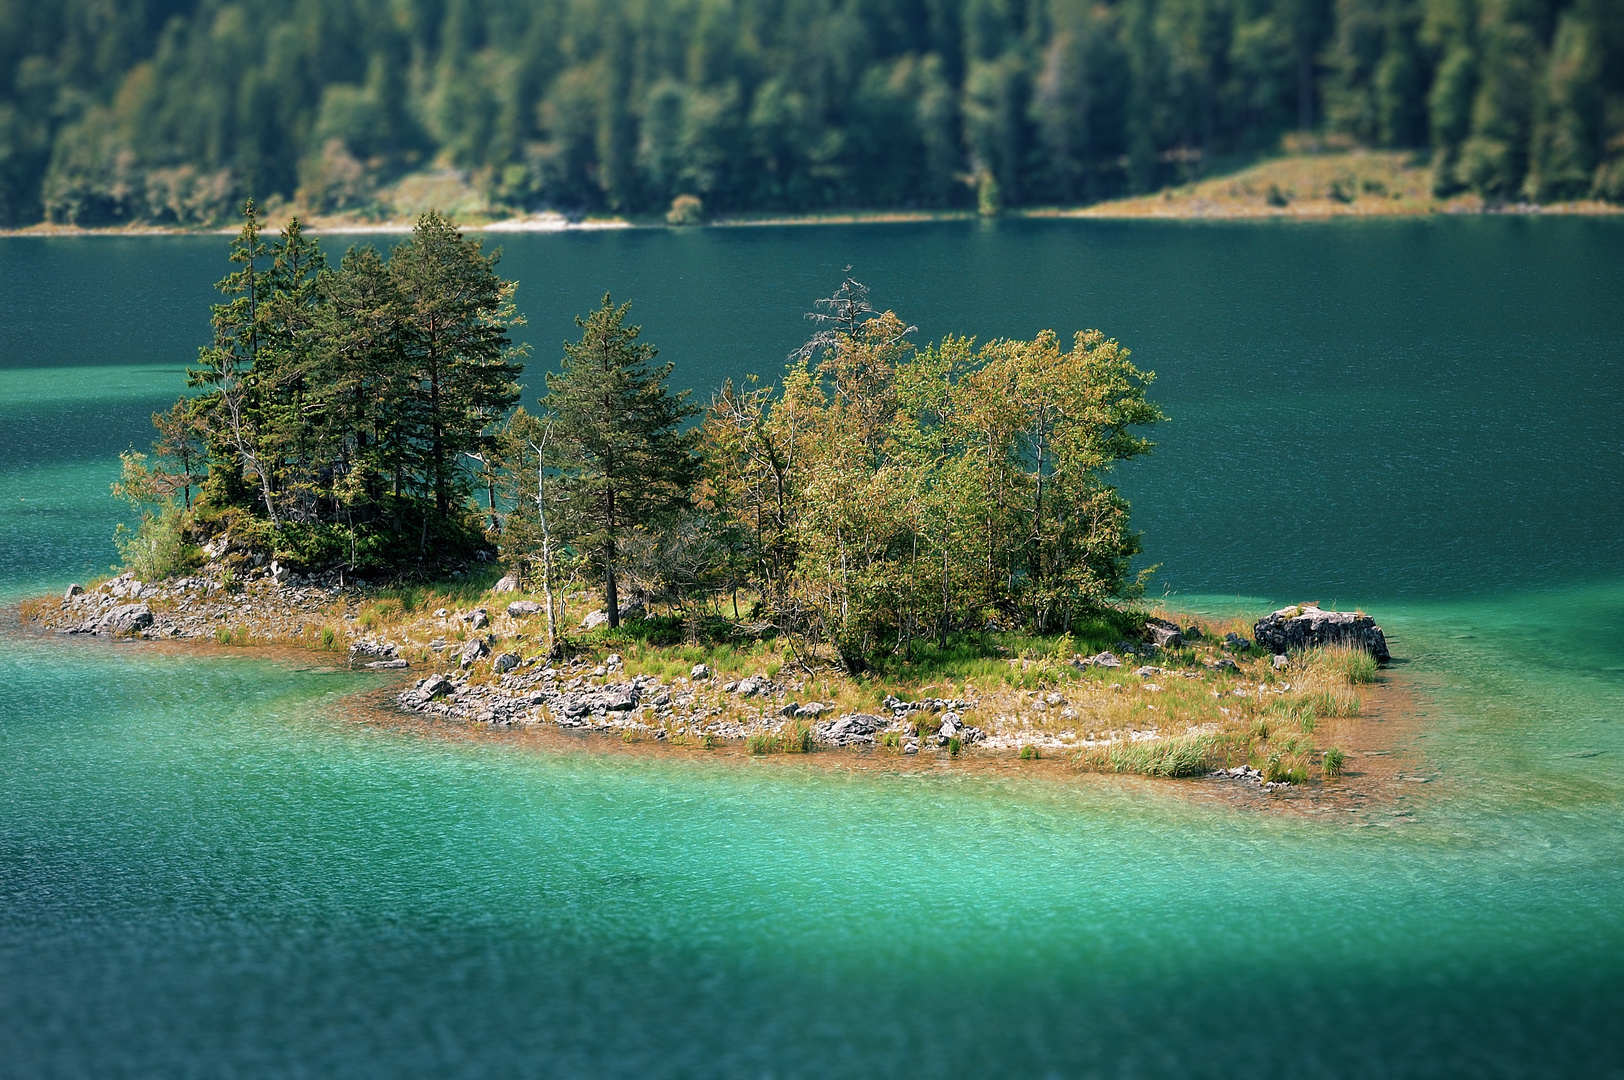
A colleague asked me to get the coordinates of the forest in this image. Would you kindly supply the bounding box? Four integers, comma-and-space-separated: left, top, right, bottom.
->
3, 0, 1621, 227
118, 208, 1161, 670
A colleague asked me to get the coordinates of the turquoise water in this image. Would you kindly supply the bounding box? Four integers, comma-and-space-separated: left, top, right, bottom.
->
3, 220, 1623, 1076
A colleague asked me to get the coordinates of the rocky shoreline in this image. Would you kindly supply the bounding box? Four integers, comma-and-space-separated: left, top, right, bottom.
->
25, 565, 1403, 799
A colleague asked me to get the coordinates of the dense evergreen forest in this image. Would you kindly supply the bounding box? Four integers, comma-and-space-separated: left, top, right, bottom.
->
4, 0, 1621, 226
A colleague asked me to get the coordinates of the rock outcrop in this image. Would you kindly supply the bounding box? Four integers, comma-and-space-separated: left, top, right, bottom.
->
93, 603, 153, 635
1144, 618, 1182, 648
1252, 605, 1390, 662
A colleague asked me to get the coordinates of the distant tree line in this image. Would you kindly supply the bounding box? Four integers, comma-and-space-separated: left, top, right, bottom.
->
4, 0, 1621, 227
122, 207, 1160, 669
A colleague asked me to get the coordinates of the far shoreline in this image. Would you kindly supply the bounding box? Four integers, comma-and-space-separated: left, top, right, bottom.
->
7, 149, 1621, 239
5, 199, 1620, 240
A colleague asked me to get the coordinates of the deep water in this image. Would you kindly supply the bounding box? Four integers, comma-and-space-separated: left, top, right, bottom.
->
2, 218, 1622, 1078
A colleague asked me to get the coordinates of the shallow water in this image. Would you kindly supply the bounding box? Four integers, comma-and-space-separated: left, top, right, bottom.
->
2, 219, 1623, 1076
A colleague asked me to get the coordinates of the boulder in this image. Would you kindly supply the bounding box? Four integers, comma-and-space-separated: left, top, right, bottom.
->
815, 713, 886, 747
492, 651, 522, 675
1252, 605, 1390, 662
269, 560, 291, 585
349, 641, 399, 662
690, 663, 711, 680
603, 692, 638, 712
459, 638, 492, 668
1182, 625, 1204, 641
1223, 632, 1252, 652
1144, 618, 1182, 649
466, 608, 490, 630
63, 583, 83, 601
579, 601, 646, 631
507, 600, 542, 618
492, 573, 521, 593
367, 658, 409, 670
96, 604, 153, 635
1078, 651, 1121, 669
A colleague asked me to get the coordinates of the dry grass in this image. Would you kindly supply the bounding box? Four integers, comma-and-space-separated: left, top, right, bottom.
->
1055, 150, 1624, 220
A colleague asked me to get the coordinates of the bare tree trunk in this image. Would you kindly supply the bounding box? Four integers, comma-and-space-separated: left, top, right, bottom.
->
528, 433, 562, 654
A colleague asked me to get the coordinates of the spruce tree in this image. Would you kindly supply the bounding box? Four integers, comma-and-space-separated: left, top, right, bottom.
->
542, 295, 699, 628
389, 212, 525, 518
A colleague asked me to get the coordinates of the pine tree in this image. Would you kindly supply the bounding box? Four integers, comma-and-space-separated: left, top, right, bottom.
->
542, 295, 700, 628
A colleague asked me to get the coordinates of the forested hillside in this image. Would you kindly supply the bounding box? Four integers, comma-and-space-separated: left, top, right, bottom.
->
3, 0, 1621, 226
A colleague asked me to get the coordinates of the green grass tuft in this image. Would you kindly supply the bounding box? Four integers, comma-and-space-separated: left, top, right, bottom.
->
1080, 734, 1216, 778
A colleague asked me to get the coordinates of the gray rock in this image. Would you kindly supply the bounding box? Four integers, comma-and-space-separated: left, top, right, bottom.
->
96, 604, 153, 635
367, 658, 409, 670
492, 651, 522, 674
459, 638, 492, 668
1252, 605, 1391, 662
903, 739, 920, 755
63, 583, 83, 601
1272, 653, 1290, 669
1079, 651, 1121, 669
1144, 618, 1182, 649
779, 702, 799, 718
603, 692, 638, 712
349, 640, 399, 662
1182, 625, 1204, 641
794, 701, 828, 719
814, 713, 886, 747
1223, 632, 1252, 652
690, 663, 711, 680
507, 600, 542, 618
1207, 657, 1240, 673
467, 608, 490, 630
734, 675, 767, 697
579, 602, 646, 631
269, 560, 290, 585
492, 573, 520, 593
1133, 665, 1162, 677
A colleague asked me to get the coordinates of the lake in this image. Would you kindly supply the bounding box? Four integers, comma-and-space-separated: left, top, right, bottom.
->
3, 218, 1623, 1077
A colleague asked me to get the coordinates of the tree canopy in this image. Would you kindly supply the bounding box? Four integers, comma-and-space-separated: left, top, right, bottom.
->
4, 0, 1621, 228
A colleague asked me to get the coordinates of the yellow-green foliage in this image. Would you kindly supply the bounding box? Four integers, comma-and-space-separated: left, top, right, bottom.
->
1079, 733, 1216, 778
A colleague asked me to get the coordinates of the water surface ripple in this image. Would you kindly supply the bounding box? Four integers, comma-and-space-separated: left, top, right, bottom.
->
2, 219, 1622, 1077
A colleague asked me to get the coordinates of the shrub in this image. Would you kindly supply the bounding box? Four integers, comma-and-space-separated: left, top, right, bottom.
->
947, 735, 962, 756
1323, 747, 1347, 778
666, 194, 704, 225
319, 626, 338, 650
114, 502, 202, 581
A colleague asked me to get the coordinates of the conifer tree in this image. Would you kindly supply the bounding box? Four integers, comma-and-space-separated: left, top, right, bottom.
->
389, 212, 525, 518
542, 295, 700, 628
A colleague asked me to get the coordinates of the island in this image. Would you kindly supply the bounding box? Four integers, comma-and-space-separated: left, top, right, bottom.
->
21, 207, 1407, 804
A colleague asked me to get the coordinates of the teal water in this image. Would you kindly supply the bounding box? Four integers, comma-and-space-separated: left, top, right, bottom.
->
3, 220, 1623, 1076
